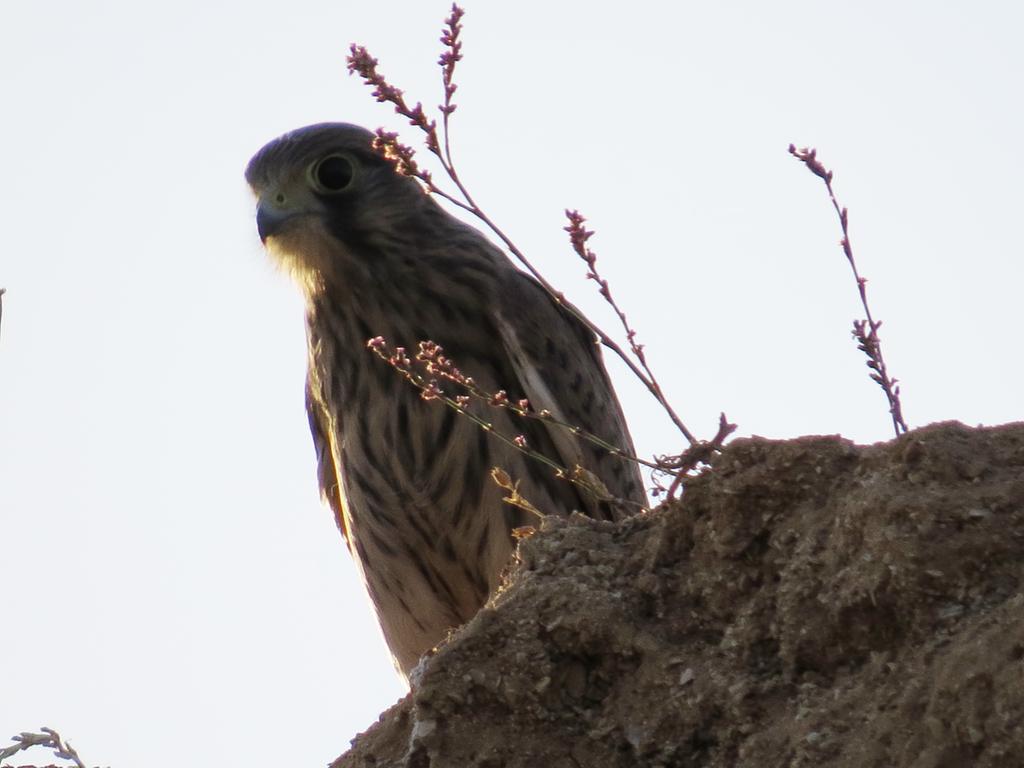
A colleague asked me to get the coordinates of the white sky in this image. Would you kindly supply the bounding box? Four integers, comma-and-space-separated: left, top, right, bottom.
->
2, 2, 1021, 766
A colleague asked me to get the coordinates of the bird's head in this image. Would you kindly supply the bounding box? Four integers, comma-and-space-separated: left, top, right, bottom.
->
245, 122, 428, 291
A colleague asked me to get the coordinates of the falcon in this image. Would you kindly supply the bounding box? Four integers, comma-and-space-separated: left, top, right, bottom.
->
246, 123, 645, 678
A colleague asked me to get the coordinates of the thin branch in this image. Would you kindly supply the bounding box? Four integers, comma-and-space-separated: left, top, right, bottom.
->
367, 336, 649, 511
565, 210, 696, 443
437, 4, 464, 170
491, 467, 545, 519
0, 727, 90, 768
789, 145, 908, 437
654, 413, 737, 499
346, 9, 720, 453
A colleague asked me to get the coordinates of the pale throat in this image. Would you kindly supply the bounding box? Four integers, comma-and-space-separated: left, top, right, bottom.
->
264, 219, 349, 298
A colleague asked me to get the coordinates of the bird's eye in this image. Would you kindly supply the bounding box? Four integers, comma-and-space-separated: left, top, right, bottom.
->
309, 154, 356, 194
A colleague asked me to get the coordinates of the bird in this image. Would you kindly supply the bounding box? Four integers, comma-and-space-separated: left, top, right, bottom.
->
246, 122, 646, 679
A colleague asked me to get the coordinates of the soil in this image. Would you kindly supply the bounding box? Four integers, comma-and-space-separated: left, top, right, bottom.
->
332, 421, 1024, 767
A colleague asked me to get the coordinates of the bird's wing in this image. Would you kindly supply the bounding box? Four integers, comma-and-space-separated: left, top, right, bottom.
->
494, 269, 646, 515
306, 376, 348, 541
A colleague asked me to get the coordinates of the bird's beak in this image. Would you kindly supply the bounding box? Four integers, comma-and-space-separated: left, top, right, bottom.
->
255, 202, 276, 243
255, 198, 289, 243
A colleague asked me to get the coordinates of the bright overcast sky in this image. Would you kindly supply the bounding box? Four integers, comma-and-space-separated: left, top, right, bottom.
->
2, 2, 1021, 766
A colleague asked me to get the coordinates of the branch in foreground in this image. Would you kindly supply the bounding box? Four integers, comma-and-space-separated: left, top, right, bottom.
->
652, 413, 738, 499
564, 210, 695, 443
367, 336, 649, 512
347, 5, 736, 470
491, 467, 545, 520
789, 145, 908, 437
0, 727, 89, 768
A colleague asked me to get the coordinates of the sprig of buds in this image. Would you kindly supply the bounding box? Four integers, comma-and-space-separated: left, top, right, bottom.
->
564, 210, 720, 448
348, 4, 735, 482
367, 336, 649, 510
346, 46, 439, 154
437, 4, 464, 169
490, 467, 544, 519
789, 145, 908, 436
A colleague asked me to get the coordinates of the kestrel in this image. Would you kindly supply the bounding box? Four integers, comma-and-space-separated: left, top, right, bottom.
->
246, 123, 645, 678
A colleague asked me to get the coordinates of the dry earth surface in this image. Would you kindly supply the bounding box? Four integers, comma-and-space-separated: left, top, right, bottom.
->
334, 421, 1024, 768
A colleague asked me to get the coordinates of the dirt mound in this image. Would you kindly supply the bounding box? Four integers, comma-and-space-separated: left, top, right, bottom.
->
333, 421, 1024, 767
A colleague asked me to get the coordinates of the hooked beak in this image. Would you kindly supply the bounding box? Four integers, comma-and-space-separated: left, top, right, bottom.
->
258, 201, 282, 243
255, 199, 289, 243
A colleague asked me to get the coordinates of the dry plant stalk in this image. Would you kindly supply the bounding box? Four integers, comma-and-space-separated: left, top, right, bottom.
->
789, 145, 908, 437
348, 4, 735, 497
0, 727, 90, 768
490, 467, 545, 519
367, 336, 648, 512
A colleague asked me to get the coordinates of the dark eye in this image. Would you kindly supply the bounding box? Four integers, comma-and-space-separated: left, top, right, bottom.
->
309, 154, 355, 193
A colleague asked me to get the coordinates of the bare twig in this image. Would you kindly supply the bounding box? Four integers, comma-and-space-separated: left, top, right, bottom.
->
366, 336, 648, 511
491, 467, 545, 519
564, 210, 696, 443
347, 8, 728, 456
652, 413, 738, 499
0, 727, 90, 768
789, 145, 908, 437
437, 4, 464, 169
